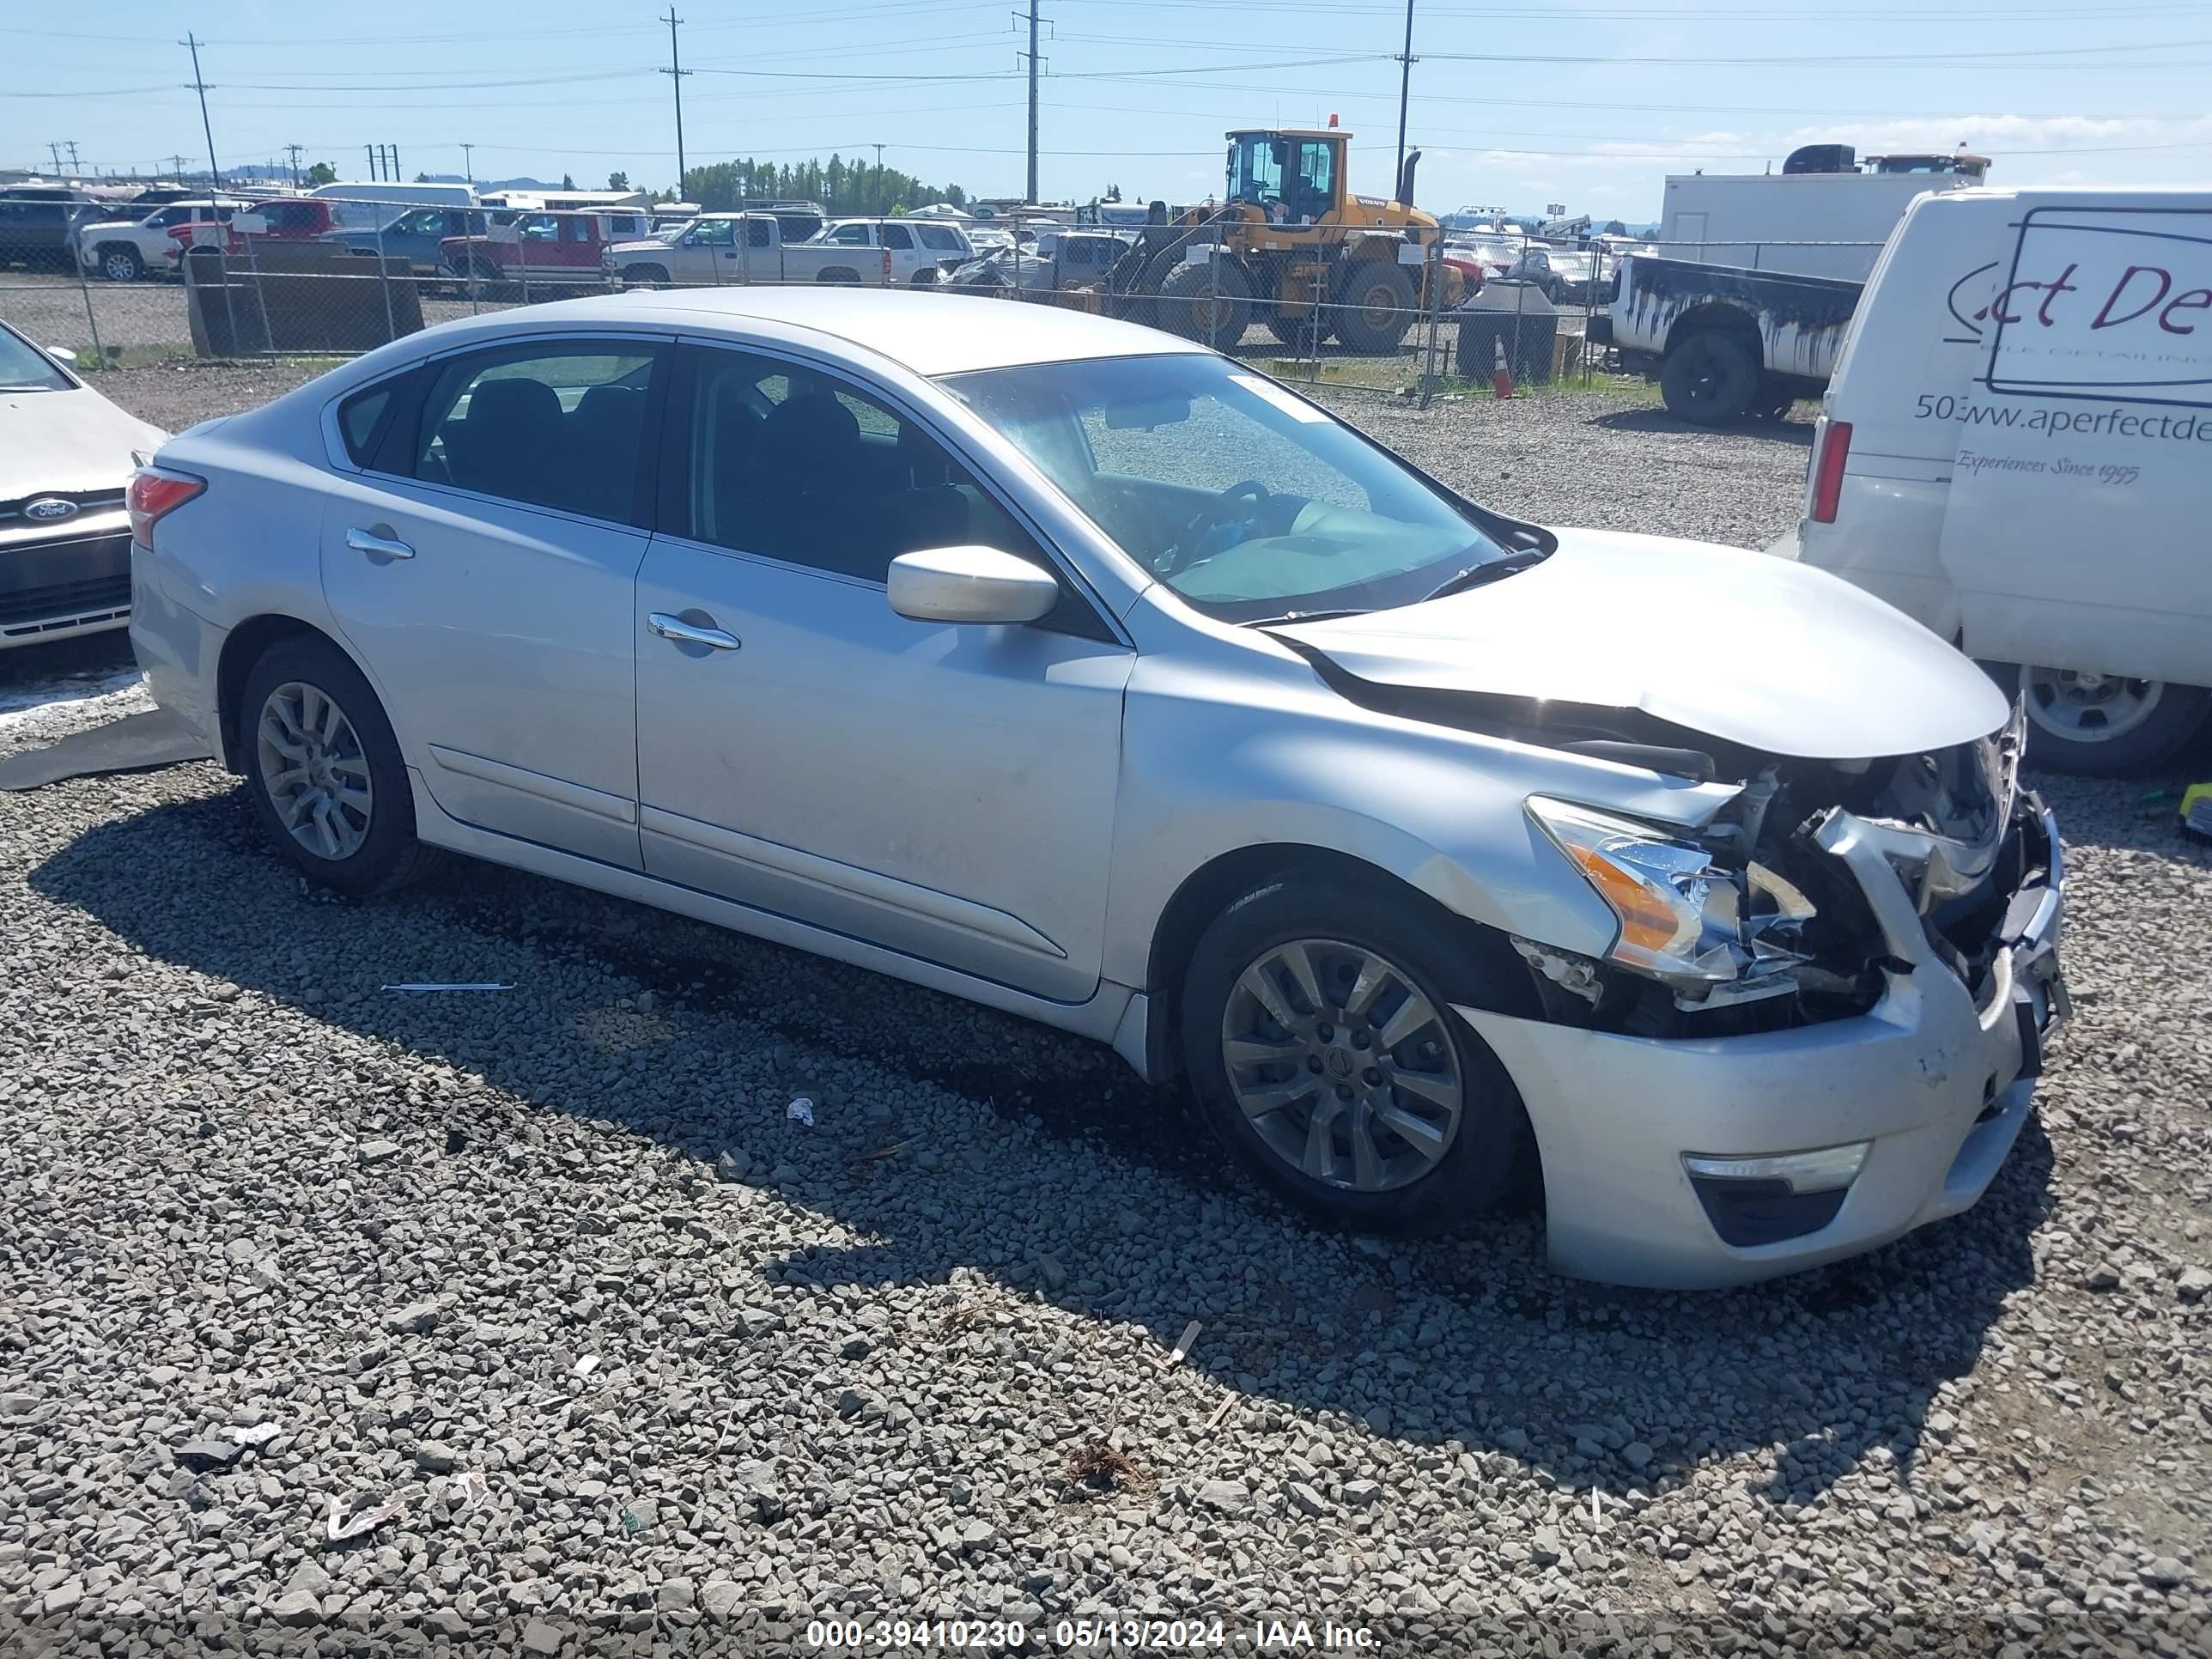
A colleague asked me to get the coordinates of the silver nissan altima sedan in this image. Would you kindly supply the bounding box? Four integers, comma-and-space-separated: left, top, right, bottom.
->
129, 288, 2065, 1288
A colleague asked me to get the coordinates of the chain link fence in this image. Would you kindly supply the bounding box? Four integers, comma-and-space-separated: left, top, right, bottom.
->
1, 198, 1888, 409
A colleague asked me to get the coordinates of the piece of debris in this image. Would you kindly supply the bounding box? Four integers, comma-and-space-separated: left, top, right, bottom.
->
1066, 1437, 1146, 1494
455, 1470, 492, 1510
573, 1355, 601, 1378
380, 981, 515, 993
786, 1096, 816, 1127
325, 1492, 404, 1544
857, 1139, 911, 1162
1156, 1318, 1204, 1370
176, 1439, 244, 1470
221, 1422, 283, 1448
1204, 1397, 1236, 1431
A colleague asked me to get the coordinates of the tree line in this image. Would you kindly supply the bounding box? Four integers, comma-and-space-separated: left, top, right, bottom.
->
679, 156, 972, 216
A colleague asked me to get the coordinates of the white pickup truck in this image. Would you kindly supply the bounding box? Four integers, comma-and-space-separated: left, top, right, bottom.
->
605, 213, 957, 288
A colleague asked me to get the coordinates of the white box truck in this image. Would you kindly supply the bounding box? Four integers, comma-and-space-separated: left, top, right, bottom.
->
1658, 147, 1988, 281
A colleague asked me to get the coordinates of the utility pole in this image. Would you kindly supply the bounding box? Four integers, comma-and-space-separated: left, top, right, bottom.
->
1393, 0, 1417, 204
366, 144, 378, 181
284, 143, 303, 189
460, 143, 475, 184
1018, 0, 1042, 204
169, 154, 189, 182
64, 140, 81, 173
392, 143, 403, 181
46, 143, 63, 174
872, 143, 884, 211
660, 10, 690, 200
181, 32, 222, 186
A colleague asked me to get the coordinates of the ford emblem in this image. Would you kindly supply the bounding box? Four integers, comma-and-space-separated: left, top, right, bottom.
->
24, 496, 79, 522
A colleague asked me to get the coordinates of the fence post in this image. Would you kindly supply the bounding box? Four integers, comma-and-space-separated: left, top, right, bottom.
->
374, 202, 398, 347
73, 236, 106, 366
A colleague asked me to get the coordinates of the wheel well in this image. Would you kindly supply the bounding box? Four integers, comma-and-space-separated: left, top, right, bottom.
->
1662, 301, 1762, 360
215, 615, 337, 772
1141, 843, 1541, 1079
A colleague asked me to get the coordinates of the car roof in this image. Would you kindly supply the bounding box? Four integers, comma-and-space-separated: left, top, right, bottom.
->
534, 287, 1192, 377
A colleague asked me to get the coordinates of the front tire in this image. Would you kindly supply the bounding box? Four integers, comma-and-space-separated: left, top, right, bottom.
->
240, 636, 442, 896
100, 244, 144, 283
1660, 330, 1758, 422
2003, 662, 2212, 775
1180, 875, 1531, 1236
1156, 254, 1254, 349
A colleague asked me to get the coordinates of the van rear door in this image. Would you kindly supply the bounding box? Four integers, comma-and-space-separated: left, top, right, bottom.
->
1935, 199, 2212, 684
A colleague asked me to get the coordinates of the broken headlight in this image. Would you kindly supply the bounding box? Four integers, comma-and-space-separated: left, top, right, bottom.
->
1527, 798, 1747, 984
1526, 797, 1817, 996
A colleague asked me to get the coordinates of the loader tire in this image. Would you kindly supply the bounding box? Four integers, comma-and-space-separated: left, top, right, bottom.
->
1329, 259, 1418, 355
1156, 255, 1255, 350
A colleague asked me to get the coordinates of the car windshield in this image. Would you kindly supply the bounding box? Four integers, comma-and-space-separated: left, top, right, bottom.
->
941, 353, 1522, 622
0, 326, 71, 392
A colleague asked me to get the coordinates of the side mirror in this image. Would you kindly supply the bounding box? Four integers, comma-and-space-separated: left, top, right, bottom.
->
888, 545, 1059, 626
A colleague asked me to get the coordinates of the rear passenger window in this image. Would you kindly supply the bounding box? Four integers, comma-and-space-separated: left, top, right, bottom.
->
745, 219, 772, 248
337, 381, 399, 466
414, 343, 659, 522
879, 223, 913, 250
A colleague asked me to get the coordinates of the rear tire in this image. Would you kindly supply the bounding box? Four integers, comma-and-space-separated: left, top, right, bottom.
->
239, 636, 444, 897
1180, 874, 1532, 1237
1329, 260, 1418, 355
1660, 330, 1758, 422
1996, 661, 2212, 775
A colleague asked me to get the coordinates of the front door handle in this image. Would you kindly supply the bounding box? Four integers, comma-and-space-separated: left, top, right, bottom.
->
647, 611, 742, 651
345, 526, 414, 560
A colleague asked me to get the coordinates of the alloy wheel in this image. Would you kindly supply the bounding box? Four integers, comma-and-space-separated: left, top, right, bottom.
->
2021, 664, 2165, 744
1219, 937, 1464, 1192
256, 681, 374, 861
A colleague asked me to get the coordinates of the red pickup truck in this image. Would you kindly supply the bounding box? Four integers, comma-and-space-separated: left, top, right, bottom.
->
441, 209, 648, 291
162, 197, 338, 265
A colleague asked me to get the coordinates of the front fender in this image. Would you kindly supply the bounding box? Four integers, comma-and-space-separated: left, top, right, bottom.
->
1102, 648, 1740, 992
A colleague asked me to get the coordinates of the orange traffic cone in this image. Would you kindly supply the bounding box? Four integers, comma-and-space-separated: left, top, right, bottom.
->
1492, 336, 1514, 400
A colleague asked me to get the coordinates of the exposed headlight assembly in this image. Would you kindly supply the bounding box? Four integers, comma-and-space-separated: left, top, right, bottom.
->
1527, 798, 1746, 984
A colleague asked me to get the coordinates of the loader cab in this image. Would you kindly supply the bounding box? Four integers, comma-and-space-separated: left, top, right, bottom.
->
1226, 130, 1344, 226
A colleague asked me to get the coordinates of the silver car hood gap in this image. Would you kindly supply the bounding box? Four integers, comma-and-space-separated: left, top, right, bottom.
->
1270, 526, 2011, 763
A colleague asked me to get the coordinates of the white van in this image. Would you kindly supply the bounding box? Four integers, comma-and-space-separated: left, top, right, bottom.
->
1778, 186, 2212, 773
307, 180, 477, 233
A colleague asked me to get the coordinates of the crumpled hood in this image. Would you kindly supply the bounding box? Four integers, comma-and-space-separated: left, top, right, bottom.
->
1271, 526, 2010, 760
0, 386, 166, 501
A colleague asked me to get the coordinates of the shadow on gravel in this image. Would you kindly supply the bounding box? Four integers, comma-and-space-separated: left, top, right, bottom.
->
1590, 407, 1815, 447
36, 787, 2054, 1507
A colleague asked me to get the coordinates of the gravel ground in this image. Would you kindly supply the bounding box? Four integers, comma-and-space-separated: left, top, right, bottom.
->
3, 368, 2209, 1656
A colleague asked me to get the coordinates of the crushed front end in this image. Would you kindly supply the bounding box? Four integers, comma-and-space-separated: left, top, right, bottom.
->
1464, 705, 2067, 1288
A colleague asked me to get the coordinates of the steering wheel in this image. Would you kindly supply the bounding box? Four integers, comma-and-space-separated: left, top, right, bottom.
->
1158, 480, 1273, 576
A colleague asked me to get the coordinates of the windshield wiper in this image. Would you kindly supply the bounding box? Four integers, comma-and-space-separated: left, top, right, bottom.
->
1415, 553, 1541, 605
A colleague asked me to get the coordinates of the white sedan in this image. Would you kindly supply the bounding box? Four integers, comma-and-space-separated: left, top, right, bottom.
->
1, 323, 165, 650
129, 289, 2063, 1287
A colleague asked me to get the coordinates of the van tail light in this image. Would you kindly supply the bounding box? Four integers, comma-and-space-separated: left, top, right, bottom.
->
883, 248, 894, 283
128, 465, 206, 548
1809, 417, 1852, 524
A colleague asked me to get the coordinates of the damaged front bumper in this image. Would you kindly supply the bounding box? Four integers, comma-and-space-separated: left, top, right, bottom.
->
1461, 796, 2064, 1290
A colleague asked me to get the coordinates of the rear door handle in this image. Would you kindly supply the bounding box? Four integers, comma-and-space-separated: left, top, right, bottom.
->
647, 611, 742, 651
345, 526, 414, 560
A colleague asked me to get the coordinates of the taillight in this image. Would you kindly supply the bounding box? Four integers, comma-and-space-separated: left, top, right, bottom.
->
883, 248, 894, 282
128, 466, 206, 548
1809, 417, 1851, 524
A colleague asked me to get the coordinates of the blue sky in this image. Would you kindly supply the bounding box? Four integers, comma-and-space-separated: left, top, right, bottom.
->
9, 1, 2212, 219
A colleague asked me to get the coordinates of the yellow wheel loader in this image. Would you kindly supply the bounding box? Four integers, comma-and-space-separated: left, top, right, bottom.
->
1104, 128, 1462, 352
